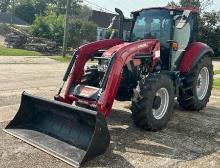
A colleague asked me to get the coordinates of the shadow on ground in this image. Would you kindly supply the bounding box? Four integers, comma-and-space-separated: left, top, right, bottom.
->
84, 104, 220, 167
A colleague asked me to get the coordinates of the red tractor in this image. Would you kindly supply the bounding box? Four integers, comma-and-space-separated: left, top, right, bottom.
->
5, 7, 213, 167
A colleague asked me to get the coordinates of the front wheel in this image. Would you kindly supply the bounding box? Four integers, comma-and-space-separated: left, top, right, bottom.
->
131, 73, 175, 131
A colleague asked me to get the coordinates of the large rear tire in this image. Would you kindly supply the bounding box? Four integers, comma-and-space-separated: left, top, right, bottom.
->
131, 73, 175, 131
178, 55, 213, 111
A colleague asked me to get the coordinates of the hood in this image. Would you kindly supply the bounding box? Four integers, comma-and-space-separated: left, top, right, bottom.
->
103, 39, 158, 58
103, 42, 130, 57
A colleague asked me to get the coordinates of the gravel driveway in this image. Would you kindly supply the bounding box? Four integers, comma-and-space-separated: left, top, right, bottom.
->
1, 57, 220, 168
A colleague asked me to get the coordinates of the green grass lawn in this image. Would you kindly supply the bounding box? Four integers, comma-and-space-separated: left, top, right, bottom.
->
214, 78, 220, 90
0, 46, 42, 56
214, 70, 220, 90
214, 70, 220, 75
49, 56, 71, 62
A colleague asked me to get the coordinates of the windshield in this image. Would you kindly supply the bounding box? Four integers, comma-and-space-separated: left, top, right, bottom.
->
131, 9, 172, 47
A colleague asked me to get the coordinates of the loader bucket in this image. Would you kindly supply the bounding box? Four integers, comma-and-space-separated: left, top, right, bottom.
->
4, 92, 110, 167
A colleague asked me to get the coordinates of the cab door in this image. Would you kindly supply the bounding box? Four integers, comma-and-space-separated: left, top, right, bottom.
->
171, 10, 194, 70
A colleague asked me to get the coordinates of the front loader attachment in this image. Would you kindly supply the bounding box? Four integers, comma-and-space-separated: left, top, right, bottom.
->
4, 92, 110, 167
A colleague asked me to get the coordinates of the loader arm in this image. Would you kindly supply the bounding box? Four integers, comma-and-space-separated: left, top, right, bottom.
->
97, 39, 160, 116
64, 39, 123, 101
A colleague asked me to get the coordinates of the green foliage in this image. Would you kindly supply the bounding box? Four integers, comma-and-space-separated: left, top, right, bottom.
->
105, 29, 119, 39
33, 0, 47, 16
0, 0, 10, 12
30, 13, 97, 48
214, 70, 220, 75
45, 13, 64, 45
80, 20, 97, 41
46, 0, 83, 16
214, 78, 220, 90
68, 19, 97, 48
167, 1, 179, 7
14, 3, 36, 23
105, 29, 113, 39
180, 0, 201, 8
167, 0, 213, 11
30, 16, 51, 39
198, 11, 220, 57
30, 14, 64, 45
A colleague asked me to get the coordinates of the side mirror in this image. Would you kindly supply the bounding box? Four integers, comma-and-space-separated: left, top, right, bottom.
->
176, 10, 191, 29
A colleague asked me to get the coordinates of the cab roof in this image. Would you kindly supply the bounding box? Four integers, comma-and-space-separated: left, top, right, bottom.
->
132, 7, 199, 14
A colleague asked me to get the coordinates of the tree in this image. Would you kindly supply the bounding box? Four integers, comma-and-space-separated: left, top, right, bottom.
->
198, 11, 220, 56
180, 0, 213, 11
68, 19, 97, 48
30, 14, 64, 45
167, 1, 179, 8
0, 0, 10, 12
30, 16, 51, 39
30, 12, 97, 48
167, 0, 213, 11
14, 3, 36, 23
80, 20, 97, 42
33, 0, 47, 16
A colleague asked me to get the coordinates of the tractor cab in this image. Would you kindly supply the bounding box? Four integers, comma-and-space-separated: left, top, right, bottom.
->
130, 7, 199, 70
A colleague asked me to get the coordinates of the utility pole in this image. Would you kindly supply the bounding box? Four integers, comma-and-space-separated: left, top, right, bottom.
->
10, 0, 15, 25
62, 0, 71, 57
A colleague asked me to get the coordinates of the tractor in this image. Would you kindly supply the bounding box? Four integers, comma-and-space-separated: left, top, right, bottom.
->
4, 7, 214, 167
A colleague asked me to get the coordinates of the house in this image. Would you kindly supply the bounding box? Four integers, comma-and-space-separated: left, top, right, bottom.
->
0, 12, 28, 25
88, 10, 131, 40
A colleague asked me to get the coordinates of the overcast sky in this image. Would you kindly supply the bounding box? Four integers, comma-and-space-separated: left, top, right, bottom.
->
83, 0, 220, 17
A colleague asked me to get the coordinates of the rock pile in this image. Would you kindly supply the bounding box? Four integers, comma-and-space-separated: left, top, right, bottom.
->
5, 31, 57, 54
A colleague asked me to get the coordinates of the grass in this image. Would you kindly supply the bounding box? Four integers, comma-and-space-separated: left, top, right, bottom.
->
214, 70, 220, 75
214, 70, 220, 90
49, 56, 71, 62
214, 78, 220, 90
0, 46, 42, 56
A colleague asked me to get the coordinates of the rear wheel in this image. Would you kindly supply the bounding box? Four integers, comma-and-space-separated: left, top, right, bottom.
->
178, 55, 213, 110
131, 73, 175, 131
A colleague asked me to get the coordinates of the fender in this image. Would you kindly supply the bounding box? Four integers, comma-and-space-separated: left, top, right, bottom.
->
178, 42, 214, 73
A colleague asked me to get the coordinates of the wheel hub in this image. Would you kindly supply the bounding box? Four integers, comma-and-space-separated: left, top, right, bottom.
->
196, 67, 209, 100
153, 96, 162, 109
152, 88, 169, 120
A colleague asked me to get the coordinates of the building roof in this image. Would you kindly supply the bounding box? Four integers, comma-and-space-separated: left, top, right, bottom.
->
0, 12, 28, 25
88, 10, 131, 31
